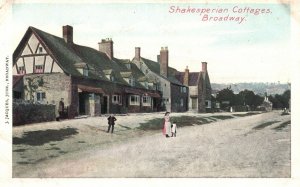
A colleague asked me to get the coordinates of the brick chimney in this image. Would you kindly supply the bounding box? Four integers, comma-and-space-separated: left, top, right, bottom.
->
63, 25, 73, 44
135, 47, 141, 61
98, 38, 113, 60
202, 62, 207, 73
183, 66, 189, 86
157, 55, 160, 63
160, 47, 169, 77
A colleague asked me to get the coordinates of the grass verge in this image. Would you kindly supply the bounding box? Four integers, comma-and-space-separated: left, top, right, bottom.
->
233, 112, 261, 117
273, 120, 291, 130
137, 116, 212, 131
253, 121, 280, 130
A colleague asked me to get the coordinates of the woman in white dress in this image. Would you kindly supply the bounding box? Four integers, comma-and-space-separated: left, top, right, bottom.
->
162, 112, 171, 138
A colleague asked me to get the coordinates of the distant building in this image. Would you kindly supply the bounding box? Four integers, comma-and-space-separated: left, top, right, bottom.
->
175, 62, 212, 113
260, 96, 273, 112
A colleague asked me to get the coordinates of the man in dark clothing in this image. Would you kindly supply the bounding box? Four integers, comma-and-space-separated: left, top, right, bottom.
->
58, 98, 65, 120
107, 114, 117, 133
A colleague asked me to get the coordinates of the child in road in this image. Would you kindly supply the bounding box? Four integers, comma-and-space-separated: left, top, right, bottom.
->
171, 121, 177, 137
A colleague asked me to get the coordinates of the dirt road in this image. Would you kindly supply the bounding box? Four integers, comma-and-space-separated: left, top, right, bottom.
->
13, 111, 290, 177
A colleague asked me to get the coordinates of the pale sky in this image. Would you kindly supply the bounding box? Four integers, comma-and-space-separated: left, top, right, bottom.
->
12, 2, 291, 83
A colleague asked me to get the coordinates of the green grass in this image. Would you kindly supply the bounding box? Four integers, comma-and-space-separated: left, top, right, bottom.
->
211, 115, 234, 120
273, 120, 291, 130
118, 124, 132, 130
13, 128, 79, 146
137, 116, 212, 131
253, 121, 280, 130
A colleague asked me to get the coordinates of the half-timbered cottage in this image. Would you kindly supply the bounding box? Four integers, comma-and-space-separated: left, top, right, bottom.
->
13, 25, 162, 118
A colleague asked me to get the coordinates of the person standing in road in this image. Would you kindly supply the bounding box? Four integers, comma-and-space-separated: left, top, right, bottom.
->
58, 98, 65, 120
162, 112, 171, 138
171, 121, 177, 137
107, 114, 117, 133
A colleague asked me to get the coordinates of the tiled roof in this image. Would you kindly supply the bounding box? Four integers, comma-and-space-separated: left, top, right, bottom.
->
13, 26, 152, 89
175, 72, 200, 86
140, 57, 184, 86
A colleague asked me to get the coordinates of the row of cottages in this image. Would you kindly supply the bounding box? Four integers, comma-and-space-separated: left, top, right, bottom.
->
132, 47, 212, 113
12, 25, 190, 118
132, 47, 189, 112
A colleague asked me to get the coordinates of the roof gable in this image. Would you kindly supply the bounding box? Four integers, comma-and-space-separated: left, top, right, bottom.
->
140, 57, 183, 86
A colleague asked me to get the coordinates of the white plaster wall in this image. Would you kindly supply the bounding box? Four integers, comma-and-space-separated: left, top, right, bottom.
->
24, 57, 33, 74
52, 62, 63, 73
44, 56, 53, 73
35, 56, 44, 65
28, 34, 39, 53
21, 45, 32, 55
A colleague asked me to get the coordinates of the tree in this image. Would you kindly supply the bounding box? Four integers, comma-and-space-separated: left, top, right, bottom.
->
268, 89, 290, 109
216, 87, 235, 107
24, 76, 46, 102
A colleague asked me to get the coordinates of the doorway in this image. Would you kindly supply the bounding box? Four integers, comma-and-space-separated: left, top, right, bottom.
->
101, 96, 108, 114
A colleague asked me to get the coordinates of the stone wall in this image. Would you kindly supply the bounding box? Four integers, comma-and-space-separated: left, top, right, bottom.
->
23, 73, 71, 118
13, 100, 56, 126
170, 84, 189, 112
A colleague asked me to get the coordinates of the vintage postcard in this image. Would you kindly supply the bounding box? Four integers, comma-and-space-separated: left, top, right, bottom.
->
0, 0, 300, 186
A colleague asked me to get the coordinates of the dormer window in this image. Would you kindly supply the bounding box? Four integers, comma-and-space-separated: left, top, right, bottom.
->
83, 68, 88, 77
129, 77, 135, 86
125, 64, 131, 69
75, 62, 89, 77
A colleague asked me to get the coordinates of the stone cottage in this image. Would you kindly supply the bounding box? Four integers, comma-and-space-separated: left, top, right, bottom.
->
132, 47, 189, 112
13, 25, 162, 118
175, 62, 212, 112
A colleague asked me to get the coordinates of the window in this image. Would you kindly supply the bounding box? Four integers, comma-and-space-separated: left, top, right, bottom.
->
129, 77, 135, 86
126, 64, 131, 69
144, 82, 148, 89
180, 86, 187, 93
83, 68, 88, 77
112, 95, 122, 104
205, 100, 211, 108
130, 95, 140, 105
142, 96, 151, 106
18, 66, 25, 74
180, 98, 184, 107
36, 92, 46, 103
111, 75, 115, 82
39, 47, 43, 53
34, 65, 43, 73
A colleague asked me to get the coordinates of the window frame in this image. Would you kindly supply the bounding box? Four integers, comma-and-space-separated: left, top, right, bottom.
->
129, 95, 140, 106
142, 96, 151, 106
112, 94, 122, 105
36, 91, 46, 103
34, 65, 44, 73
18, 66, 25, 74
